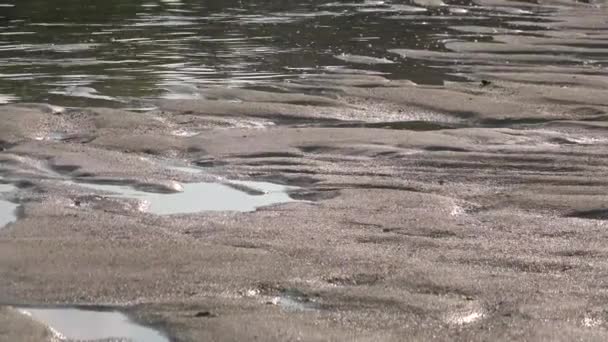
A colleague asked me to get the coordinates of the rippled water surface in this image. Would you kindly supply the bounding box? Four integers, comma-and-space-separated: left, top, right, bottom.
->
0, 0, 596, 106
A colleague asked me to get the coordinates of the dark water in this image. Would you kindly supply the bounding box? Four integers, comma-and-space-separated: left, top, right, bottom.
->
0, 0, 551, 106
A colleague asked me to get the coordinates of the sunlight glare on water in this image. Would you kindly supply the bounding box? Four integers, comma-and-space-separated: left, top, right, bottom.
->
0, 0, 547, 106
0, 182, 18, 228
18, 307, 169, 342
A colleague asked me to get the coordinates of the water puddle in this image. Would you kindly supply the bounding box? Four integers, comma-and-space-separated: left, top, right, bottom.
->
34, 131, 70, 142
72, 178, 297, 214
171, 129, 200, 137
269, 289, 319, 312
445, 301, 485, 326
0, 182, 18, 228
17, 307, 169, 342
446, 309, 484, 325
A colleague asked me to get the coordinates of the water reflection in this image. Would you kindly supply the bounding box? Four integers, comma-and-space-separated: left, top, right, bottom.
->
72, 178, 297, 214
0, 181, 18, 228
0, 0, 588, 105
17, 307, 169, 342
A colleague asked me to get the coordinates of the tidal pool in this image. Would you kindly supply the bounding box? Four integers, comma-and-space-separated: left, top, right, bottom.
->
0, 182, 18, 228
271, 289, 319, 312
74, 179, 297, 214
17, 307, 169, 342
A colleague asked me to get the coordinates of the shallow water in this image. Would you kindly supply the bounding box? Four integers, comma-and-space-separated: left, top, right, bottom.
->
0, 182, 18, 228
273, 290, 319, 312
74, 179, 296, 214
0, 0, 569, 106
17, 307, 169, 342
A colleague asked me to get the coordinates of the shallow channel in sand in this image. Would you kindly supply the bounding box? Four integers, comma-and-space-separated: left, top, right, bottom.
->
17, 307, 169, 342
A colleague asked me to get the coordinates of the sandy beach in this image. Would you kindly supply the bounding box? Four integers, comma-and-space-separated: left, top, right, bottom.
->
1, 0, 608, 340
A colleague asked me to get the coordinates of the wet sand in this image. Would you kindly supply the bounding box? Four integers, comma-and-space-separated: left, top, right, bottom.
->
0, 308, 54, 342
2, 0, 608, 341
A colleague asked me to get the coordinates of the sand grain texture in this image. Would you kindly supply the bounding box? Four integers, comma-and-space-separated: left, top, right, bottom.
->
1, 0, 608, 341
